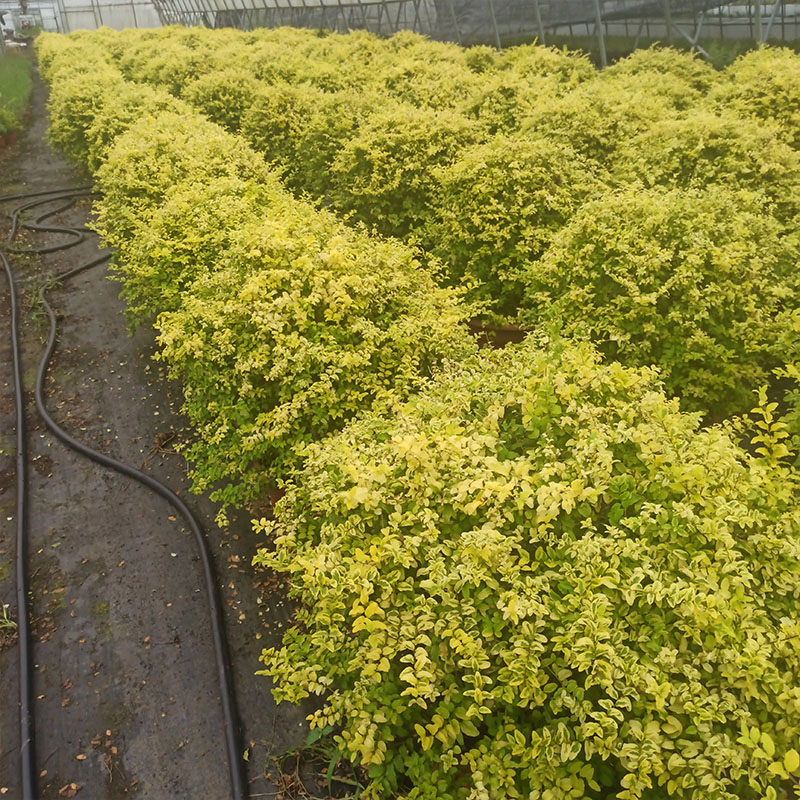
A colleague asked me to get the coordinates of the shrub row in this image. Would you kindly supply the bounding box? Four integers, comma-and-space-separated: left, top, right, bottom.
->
73, 27, 800, 421
37, 33, 475, 514
37, 30, 800, 800
257, 336, 800, 800
98, 26, 598, 252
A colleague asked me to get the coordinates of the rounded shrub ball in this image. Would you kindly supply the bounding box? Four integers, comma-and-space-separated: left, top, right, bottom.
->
520, 184, 798, 417
711, 47, 800, 149
612, 111, 800, 223
424, 133, 605, 317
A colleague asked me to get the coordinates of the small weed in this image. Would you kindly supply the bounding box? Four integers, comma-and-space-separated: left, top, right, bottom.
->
92, 601, 112, 637
93, 600, 110, 619
25, 274, 59, 329
266, 727, 365, 800
0, 602, 18, 646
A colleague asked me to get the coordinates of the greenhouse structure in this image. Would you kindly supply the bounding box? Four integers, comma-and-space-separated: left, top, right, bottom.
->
146, 0, 800, 61
154, 0, 800, 46
1, 0, 799, 56
0, 0, 159, 32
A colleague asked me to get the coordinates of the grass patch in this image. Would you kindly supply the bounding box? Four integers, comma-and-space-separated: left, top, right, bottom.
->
0, 53, 32, 136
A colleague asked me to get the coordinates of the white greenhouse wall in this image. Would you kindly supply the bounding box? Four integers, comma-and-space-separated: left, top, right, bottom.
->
0, 0, 161, 31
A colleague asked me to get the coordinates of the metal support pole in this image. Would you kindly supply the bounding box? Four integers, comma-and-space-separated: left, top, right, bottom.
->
671, 14, 710, 59
487, 0, 502, 49
54, 0, 69, 34
372, 0, 384, 32
533, 0, 545, 45
91, 0, 104, 29
444, 0, 461, 44
412, 0, 422, 32
692, 11, 706, 52
755, 0, 763, 43
335, 0, 346, 32
633, 15, 645, 48
663, 0, 673, 45
592, 0, 607, 67
765, 0, 784, 42
422, 0, 435, 34
393, 0, 403, 33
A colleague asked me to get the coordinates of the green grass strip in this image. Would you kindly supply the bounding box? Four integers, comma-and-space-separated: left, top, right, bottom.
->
0, 54, 32, 136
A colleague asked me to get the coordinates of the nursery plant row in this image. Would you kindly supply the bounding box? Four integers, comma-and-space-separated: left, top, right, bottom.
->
47, 25, 800, 420
35, 28, 800, 800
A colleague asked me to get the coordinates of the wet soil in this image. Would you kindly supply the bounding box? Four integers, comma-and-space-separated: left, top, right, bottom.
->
0, 62, 312, 799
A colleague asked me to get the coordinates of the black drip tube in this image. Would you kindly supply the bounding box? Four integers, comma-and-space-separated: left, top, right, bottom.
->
2, 245, 35, 800
1, 189, 246, 800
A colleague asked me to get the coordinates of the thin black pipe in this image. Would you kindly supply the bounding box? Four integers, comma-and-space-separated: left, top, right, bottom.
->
6, 195, 85, 254
34, 259, 247, 800
0, 189, 82, 800
0, 186, 91, 205
2, 247, 36, 800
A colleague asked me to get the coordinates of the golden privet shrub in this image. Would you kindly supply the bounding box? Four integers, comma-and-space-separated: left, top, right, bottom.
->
612, 111, 800, 222
93, 110, 476, 511
379, 57, 478, 110
423, 133, 605, 316
46, 66, 122, 166
327, 102, 481, 238
522, 71, 687, 165
94, 109, 271, 248
457, 72, 560, 135
154, 201, 476, 509
603, 46, 717, 98
238, 83, 328, 187
181, 68, 262, 133
520, 185, 799, 417
501, 41, 594, 86
84, 82, 184, 173
710, 47, 800, 149
257, 336, 800, 800
290, 88, 383, 198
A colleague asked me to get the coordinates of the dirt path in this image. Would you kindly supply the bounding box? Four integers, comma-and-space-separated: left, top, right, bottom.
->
0, 61, 309, 800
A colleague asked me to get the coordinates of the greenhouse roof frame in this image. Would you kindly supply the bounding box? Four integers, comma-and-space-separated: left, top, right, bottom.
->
151, 0, 794, 57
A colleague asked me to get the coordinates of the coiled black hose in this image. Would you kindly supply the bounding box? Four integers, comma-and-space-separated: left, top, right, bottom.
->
1, 189, 246, 800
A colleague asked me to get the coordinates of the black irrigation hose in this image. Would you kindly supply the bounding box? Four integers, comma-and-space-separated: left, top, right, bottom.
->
1, 247, 35, 800
0, 185, 92, 204
7, 195, 85, 254
1, 188, 247, 800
